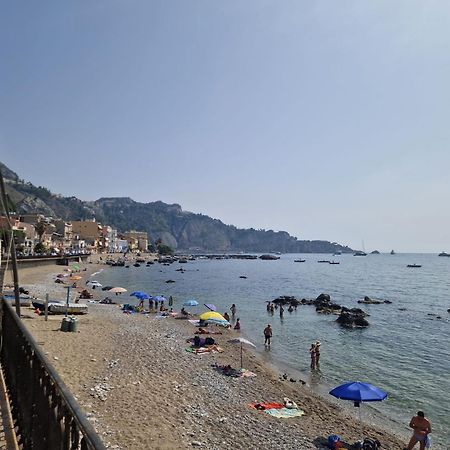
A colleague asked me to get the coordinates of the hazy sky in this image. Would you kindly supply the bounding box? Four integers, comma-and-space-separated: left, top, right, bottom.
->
1, 1, 450, 252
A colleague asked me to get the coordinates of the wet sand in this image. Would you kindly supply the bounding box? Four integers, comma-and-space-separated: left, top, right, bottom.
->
4, 257, 411, 450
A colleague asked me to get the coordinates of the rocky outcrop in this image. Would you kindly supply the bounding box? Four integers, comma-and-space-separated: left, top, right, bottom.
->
336, 307, 369, 328
272, 296, 300, 306
358, 296, 392, 305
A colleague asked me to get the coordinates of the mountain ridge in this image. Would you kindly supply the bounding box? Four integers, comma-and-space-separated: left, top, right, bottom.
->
1, 161, 353, 253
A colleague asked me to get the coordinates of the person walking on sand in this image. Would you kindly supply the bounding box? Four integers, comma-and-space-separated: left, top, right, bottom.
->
230, 304, 236, 317
404, 411, 432, 450
310, 343, 317, 369
264, 324, 273, 346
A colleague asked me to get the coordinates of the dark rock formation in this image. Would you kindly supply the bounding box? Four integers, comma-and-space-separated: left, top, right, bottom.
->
337, 308, 369, 328
272, 296, 300, 306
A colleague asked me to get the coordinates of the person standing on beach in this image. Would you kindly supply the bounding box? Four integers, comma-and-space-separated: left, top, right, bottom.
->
315, 341, 321, 365
230, 304, 236, 317
404, 411, 431, 450
279, 304, 284, 317
264, 324, 272, 346
310, 343, 317, 369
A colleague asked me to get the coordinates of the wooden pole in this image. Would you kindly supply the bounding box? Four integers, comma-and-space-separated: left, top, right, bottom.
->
45, 293, 49, 321
0, 170, 21, 316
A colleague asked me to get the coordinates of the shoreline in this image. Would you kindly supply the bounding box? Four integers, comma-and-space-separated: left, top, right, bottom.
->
4, 257, 415, 449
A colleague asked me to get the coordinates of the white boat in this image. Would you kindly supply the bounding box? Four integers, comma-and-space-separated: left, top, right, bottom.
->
3, 294, 32, 307
32, 298, 88, 315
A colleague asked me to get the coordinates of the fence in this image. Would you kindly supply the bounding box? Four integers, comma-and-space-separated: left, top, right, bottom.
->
0, 298, 106, 450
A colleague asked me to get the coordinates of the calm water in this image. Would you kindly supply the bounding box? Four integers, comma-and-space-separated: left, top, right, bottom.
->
94, 253, 450, 446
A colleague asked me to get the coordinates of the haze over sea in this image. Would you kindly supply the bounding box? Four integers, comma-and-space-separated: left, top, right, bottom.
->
95, 253, 450, 447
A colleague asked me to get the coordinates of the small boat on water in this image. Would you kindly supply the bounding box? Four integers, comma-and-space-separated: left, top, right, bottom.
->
390, 250, 396, 255
353, 251, 367, 256
294, 259, 306, 263
317, 260, 330, 263
407, 264, 422, 268
259, 254, 280, 260
32, 299, 88, 315
438, 251, 450, 257
329, 261, 340, 265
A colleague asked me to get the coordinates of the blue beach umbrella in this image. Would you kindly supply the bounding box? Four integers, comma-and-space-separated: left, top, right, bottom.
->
130, 291, 147, 297
329, 381, 388, 439
329, 381, 388, 404
183, 299, 199, 307
154, 295, 166, 302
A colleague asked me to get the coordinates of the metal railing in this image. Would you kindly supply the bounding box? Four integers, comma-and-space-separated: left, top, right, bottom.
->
0, 298, 106, 450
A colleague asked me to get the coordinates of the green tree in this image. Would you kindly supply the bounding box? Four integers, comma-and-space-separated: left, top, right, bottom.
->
34, 242, 47, 254
157, 244, 173, 255
35, 220, 47, 243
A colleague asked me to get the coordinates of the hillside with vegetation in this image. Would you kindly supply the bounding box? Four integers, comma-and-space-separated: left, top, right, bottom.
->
1, 162, 352, 253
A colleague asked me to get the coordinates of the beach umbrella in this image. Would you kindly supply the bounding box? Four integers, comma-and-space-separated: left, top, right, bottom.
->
329, 381, 388, 438
228, 337, 256, 368
87, 281, 102, 288
204, 303, 217, 311
199, 311, 226, 321
183, 299, 199, 307
199, 311, 230, 327
108, 287, 127, 294
136, 293, 151, 300
130, 291, 147, 297
154, 295, 166, 302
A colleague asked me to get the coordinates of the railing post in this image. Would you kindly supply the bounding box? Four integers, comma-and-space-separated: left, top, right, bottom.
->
0, 297, 106, 450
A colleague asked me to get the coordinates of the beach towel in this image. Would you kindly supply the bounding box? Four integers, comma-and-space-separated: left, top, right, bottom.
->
188, 319, 200, 326
264, 407, 305, 418
249, 402, 284, 410
186, 346, 224, 354
240, 369, 256, 378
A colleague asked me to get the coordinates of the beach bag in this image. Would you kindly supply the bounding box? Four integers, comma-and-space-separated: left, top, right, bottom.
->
425, 435, 432, 449
327, 435, 341, 449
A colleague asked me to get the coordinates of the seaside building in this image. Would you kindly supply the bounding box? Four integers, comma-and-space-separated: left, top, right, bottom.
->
70, 219, 103, 253
100, 225, 118, 253
52, 219, 73, 254
124, 230, 148, 252
115, 238, 129, 253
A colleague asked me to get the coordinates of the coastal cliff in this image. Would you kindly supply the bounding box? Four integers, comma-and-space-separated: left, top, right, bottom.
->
1, 162, 352, 253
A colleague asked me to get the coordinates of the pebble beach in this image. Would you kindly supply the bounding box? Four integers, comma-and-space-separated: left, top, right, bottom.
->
5, 258, 410, 450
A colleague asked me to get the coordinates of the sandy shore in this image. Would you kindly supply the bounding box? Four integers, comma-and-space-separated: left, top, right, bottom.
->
4, 257, 411, 450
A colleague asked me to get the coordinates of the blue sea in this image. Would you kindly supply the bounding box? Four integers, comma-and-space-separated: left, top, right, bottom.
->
93, 253, 450, 446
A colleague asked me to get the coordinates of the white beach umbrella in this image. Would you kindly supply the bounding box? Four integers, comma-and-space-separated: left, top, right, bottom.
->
227, 337, 256, 369
87, 281, 102, 288
108, 287, 127, 294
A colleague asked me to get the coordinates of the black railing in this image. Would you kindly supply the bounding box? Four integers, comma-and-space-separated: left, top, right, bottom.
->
0, 298, 106, 450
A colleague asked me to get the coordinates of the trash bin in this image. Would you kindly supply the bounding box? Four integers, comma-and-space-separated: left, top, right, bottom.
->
69, 317, 78, 332
60, 317, 71, 332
